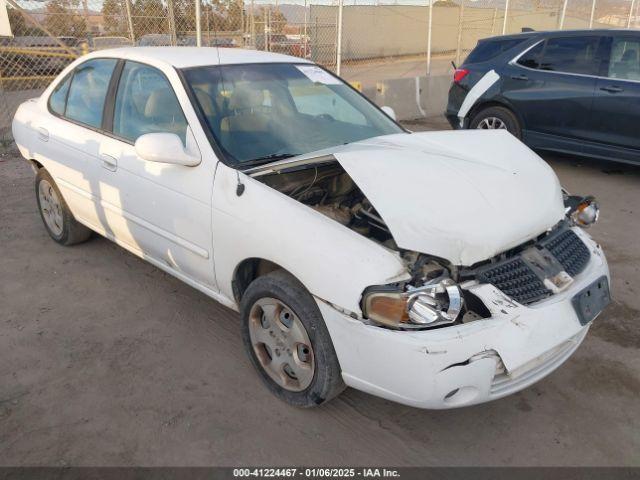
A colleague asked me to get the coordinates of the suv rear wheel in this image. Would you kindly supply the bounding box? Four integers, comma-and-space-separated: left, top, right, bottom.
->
470, 106, 521, 139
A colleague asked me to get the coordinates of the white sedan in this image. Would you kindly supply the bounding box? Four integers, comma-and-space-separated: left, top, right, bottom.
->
12, 47, 611, 409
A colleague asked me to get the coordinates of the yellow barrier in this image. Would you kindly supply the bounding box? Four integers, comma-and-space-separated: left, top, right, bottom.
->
350, 80, 362, 91
0, 47, 78, 59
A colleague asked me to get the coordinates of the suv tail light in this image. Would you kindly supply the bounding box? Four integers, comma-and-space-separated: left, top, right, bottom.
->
453, 68, 470, 84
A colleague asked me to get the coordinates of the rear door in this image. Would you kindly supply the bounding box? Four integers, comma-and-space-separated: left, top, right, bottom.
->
501, 34, 604, 144
587, 34, 640, 161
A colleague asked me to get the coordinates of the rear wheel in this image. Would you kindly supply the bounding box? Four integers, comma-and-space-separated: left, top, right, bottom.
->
35, 168, 92, 246
470, 106, 521, 139
240, 270, 345, 407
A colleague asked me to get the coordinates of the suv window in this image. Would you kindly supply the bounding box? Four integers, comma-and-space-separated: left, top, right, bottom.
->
608, 37, 640, 81
112, 61, 188, 144
65, 59, 117, 128
517, 41, 544, 69
538, 36, 601, 75
466, 38, 527, 64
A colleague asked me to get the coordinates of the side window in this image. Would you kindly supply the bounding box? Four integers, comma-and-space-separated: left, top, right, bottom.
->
608, 37, 640, 81
49, 74, 72, 115
517, 42, 544, 69
65, 59, 117, 128
112, 61, 188, 144
538, 36, 601, 75
289, 80, 367, 126
466, 38, 526, 64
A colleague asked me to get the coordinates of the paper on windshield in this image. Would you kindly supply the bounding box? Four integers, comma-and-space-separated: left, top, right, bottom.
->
296, 65, 341, 85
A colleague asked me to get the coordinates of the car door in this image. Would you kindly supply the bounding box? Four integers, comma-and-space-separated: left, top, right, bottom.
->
587, 34, 640, 162
38, 58, 118, 230
501, 35, 604, 145
96, 60, 217, 290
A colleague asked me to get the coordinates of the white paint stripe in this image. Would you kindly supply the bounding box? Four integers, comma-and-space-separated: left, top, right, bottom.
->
457, 69, 500, 127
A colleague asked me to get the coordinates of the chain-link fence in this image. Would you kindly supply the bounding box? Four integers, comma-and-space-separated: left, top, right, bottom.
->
1, 0, 639, 137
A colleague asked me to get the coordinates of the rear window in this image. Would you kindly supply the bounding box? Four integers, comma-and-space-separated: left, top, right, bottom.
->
465, 38, 527, 64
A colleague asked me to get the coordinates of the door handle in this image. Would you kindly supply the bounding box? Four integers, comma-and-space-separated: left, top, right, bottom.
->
510, 74, 529, 81
37, 127, 49, 142
100, 153, 118, 172
600, 85, 623, 93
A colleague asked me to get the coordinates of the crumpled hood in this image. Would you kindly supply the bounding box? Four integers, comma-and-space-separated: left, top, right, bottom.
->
334, 130, 565, 266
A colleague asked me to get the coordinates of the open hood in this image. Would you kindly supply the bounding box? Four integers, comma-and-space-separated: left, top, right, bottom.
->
333, 130, 565, 266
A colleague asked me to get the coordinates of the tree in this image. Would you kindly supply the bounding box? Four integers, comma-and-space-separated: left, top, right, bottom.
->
132, 0, 168, 37
7, 6, 43, 36
102, 0, 128, 35
44, 0, 87, 37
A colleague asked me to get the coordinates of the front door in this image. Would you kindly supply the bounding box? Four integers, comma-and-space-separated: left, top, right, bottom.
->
96, 60, 217, 289
587, 34, 640, 162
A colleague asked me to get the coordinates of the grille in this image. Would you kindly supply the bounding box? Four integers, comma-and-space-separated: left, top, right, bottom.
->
477, 257, 551, 305
541, 228, 591, 277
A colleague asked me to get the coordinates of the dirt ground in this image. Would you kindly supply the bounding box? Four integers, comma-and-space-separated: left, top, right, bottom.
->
1, 118, 639, 466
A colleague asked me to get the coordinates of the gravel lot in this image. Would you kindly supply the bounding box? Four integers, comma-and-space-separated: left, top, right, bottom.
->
1, 118, 639, 466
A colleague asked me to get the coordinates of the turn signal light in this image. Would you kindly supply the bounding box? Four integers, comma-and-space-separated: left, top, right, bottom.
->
453, 68, 470, 84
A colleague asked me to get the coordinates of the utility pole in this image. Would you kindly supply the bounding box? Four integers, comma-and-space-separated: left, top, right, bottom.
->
456, 1, 465, 66
125, 0, 135, 43
589, 0, 596, 28
628, 0, 637, 28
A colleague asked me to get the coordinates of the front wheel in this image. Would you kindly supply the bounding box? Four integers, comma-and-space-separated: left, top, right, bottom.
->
469, 106, 521, 139
240, 270, 345, 407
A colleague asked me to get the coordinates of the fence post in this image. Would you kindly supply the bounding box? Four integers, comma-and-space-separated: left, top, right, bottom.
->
303, 0, 308, 57
124, 0, 135, 43
628, 0, 636, 28
456, 0, 464, 66
336, 0, 344, 76
490, 7, 497, 34
167, 0, 177, 45
559, 0, 568, 29
426, 0, 433, 75
502, 0, 509, 34
195, 0, 202, 46
589, 0, 596, 28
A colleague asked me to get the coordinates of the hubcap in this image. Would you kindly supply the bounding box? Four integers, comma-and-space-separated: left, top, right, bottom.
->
38, 179, 64, 237
476, 116, 507, 130
248, 297, 315, 392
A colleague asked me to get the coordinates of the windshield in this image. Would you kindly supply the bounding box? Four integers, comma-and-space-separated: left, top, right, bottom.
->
183, 63, 403, 165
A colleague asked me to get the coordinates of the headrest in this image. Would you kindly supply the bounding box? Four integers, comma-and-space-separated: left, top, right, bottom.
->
145, 88, 182, 118
228, 84, 264, 111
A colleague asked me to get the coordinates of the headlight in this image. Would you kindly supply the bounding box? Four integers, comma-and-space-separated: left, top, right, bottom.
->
362, 278, 464, 330
564, 194, 599, 227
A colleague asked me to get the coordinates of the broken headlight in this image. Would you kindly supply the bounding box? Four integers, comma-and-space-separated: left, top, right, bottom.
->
564, 194, 599, 227
362, 278, 464, 330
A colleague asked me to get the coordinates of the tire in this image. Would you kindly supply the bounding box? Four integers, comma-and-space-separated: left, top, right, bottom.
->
35, 168, 92, 246
470, 106, 522, 139
240, 270, 345, 407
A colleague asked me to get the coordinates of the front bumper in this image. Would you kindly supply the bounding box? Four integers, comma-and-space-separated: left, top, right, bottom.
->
318, 229, 609, 409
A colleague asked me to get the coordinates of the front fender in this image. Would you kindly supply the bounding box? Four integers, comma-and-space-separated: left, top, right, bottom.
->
212, 162, 410, 314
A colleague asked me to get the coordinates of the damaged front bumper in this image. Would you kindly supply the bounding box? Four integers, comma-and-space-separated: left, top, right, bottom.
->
317, 229, 609, 409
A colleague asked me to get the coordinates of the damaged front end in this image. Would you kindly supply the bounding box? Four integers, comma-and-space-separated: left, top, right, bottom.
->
250, 153, 604, 334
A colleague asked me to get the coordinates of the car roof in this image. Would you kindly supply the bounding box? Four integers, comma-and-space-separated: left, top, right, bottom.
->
84, 47, 313, 68
481, 28, 638, 43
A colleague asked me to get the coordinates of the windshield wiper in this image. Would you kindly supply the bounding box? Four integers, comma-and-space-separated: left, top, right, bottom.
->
240, 153, 300, 168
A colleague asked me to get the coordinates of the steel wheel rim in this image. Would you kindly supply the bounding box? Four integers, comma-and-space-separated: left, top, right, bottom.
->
38, 179, 64, 237
248, 297, 315, 392
476, 117, 507, 130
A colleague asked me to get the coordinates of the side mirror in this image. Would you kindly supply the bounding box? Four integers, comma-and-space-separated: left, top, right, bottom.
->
381, 106, 396, 121
135, 132, 201, 166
